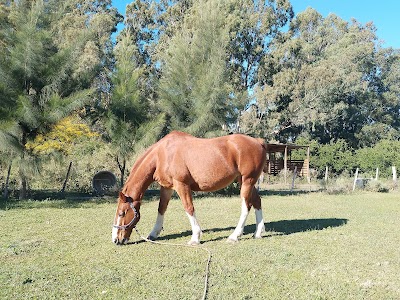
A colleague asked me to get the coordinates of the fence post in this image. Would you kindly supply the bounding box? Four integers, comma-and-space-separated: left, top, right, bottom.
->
393, 166, 397, 188
324, 166, 329, 182
353, 168, 359, 191
284, 146, 288, 184
375, 168, 379, 181
3, 162, 12, 200
61, 161, 73, 194
291, 166, 297, 192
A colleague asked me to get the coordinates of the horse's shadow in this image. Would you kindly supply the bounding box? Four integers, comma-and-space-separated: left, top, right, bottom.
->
146, 218, 348, 243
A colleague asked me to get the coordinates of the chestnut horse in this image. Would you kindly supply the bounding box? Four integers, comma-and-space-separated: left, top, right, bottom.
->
112, 131, 267, 245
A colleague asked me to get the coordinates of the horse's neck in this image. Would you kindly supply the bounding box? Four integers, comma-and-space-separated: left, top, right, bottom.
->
122, 150, 156, 200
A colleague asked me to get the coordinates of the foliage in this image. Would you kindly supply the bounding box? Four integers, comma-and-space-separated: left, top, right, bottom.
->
25, 116, 98, 155
1, 0, 400, 191
356, 140, 400, 178
158, 0, 235, 136
322, 174, 354, 194
313, 139, 355, 175
246, 8, 400, 146
106, 30, 164, 186
292, 138, 400, 179
0, 0, 119, 198
365, 180, 390, 193
31, 138, 120, 193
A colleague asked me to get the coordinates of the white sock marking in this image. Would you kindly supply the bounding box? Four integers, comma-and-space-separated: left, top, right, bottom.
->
149, 213, 165, 238
229, 198, 249, 241
254, 208, 265, 238
186, 212, 202, 244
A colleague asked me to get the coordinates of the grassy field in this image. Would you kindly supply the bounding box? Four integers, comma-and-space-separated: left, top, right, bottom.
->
1, 190, 400, 299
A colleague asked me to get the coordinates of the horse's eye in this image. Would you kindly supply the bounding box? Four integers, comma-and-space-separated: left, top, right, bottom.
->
118, 211, 126, 218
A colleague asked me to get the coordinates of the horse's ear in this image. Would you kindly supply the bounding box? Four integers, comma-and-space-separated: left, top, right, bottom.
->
118, 192, 126, 201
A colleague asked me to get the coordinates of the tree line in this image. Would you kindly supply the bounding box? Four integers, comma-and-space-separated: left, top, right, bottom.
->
0, 0, 399, 198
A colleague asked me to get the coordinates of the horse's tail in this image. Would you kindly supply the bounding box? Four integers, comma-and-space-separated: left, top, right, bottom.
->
256, 138, 267, 151
256, 138, 268, 173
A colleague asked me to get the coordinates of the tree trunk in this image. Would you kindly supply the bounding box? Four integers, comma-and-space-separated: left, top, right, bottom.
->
3, 162, 12, 200
116, 157, 126, 188
19, 175, 27, 200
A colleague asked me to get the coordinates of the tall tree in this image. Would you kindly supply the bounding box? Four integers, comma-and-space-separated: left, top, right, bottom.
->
107, 31, 164, 186
124, 0, 293, 135
121, 0, 195, 121
226, 0, 293, 92
249, 8, 399, 146
157, 0, 234, 137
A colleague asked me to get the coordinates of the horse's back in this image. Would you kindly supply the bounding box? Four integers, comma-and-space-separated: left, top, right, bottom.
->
154, 132, 266, 191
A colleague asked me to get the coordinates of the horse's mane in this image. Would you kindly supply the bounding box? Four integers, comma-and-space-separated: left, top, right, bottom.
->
121, 142, 158, 194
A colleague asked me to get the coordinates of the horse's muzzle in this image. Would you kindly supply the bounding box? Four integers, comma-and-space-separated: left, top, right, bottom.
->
113, 237, 129, 245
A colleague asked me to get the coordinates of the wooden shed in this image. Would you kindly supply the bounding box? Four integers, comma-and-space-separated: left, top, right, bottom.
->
265, 143, 310, 182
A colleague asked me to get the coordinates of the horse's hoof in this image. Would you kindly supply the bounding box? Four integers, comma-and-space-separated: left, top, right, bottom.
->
226, 237, 238, 244
253, 232, 264, 239
188, 240, 200, 246
147, 235, 156, 241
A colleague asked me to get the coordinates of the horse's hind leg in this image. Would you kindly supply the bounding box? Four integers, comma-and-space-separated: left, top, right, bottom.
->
148, 187, 173, 240
251, 187, 265, 238
228, 180, 253, 243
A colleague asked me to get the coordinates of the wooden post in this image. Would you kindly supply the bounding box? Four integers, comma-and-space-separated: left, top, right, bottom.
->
324, 166, 329, 182
291, 166, 297, 192
61, 161, 72, 194
284, 146, 288, 184
3, 162, 12, 200
353, 168, 359, 191
393, 166, 397, 188
375, 168, 379, 181
307, 146, 311, 184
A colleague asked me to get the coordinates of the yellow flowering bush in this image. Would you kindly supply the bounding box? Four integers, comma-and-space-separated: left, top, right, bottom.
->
26, 116, 98, 155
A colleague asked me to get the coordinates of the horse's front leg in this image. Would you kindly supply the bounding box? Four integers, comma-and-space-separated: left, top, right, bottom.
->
148, 187, 173, 240
174, 182, 202, 245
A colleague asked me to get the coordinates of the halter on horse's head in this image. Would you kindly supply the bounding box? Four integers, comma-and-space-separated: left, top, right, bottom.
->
112, 192, 141, 245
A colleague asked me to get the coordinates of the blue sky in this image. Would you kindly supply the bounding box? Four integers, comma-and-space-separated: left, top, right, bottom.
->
290, 0, 399, 49
112, 0, 399, 49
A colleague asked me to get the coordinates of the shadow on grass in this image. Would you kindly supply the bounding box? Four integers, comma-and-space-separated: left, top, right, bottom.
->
132, 218, 348, 244
266, 218, 348, 235
1, 186, 322, 210
259, 189, 314, 196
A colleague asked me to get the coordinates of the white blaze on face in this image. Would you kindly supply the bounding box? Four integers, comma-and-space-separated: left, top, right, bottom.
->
112, 216, 121, 242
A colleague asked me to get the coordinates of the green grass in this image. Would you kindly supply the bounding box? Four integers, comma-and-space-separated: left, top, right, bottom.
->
1, 191, 400, 299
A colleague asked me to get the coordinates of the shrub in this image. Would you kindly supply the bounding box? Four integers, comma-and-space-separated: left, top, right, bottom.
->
364, 180, 390, 193
322, 175, 353, 194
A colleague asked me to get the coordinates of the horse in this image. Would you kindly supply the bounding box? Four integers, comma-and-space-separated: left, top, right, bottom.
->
112, 131, 267, 245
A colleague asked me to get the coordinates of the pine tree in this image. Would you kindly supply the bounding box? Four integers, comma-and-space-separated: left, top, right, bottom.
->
0, 0, 96, 198
107, 31, 164, 187
158, 0, 233, 137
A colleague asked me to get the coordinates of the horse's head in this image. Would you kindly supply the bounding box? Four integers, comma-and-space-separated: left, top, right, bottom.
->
112, 192, 141, 245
